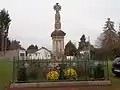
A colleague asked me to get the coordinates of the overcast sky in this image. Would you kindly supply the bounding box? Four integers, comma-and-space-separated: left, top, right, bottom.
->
0, 0, 120, 49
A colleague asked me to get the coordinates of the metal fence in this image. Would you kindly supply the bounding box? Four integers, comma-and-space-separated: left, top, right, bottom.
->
12, 57, 109, 83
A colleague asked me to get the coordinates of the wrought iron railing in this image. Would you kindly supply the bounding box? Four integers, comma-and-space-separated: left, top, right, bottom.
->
12, 57, 109, 83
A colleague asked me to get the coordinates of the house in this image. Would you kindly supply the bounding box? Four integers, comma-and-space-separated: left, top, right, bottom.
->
27, 47, 52, 60
18, 48, 26, 60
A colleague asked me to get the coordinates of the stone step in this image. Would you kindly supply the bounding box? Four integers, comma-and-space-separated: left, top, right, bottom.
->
7, 80, 111, 90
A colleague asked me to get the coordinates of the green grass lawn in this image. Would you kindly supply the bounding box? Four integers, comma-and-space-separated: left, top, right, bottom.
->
0, 60, 120, 90
0, 60, 13, 90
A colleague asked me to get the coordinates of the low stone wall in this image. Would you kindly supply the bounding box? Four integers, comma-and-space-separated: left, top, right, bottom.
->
6, 81, 111, 90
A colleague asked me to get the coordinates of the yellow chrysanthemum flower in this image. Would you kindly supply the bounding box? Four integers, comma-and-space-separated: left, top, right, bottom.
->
64, 68, 77, 79
47, 70, 59, 80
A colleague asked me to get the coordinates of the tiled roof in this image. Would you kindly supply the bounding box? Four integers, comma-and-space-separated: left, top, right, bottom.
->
38, 47, 52, 53
51, 30, 66, 37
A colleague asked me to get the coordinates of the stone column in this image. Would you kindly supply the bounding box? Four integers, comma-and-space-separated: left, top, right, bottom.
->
60, 40, 62, 53
56, 40, 58, 53
52, 40, 54, 52
58, 40, 60, 52
62, 40, 64, 54
54, 3, 61, 31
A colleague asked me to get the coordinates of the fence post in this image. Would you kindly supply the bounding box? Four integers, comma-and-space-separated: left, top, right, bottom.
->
106, 56, 109, 80
12, 56, 15, 83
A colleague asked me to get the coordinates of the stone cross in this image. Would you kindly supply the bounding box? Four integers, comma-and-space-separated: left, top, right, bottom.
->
53, 3, 61, 12
53, 3, 61, 30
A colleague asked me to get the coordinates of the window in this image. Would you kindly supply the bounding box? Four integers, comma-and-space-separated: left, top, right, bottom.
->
48, 55, 50, 57
20, 53, 24, 57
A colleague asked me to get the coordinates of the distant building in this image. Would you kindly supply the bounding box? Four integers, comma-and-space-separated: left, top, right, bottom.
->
18, 48, 26, 60
27, 47, 52, 60
0, 48, 26, 60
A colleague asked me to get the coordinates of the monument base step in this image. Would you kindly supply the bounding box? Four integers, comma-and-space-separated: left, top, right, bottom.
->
6, 80, 111, 90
